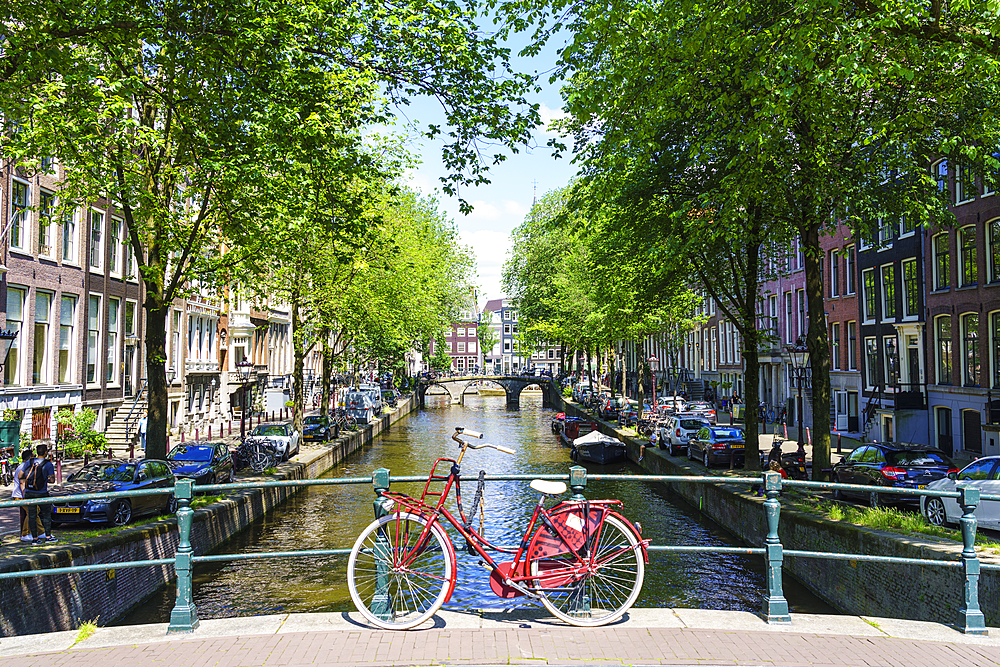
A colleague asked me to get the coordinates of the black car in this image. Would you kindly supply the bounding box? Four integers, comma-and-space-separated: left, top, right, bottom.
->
51, 459, 177, 526
303, 414, 334, 442
166, 442, 234, 486
687, 426, 746, 468
831, 442, 956, 508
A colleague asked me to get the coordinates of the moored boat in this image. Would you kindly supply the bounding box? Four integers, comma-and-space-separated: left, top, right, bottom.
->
572, 430, 627, 465
560, 417, 597, 446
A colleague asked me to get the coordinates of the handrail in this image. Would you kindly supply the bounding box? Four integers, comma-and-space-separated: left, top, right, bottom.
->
123, 379, 149, 445
0, 471, 990, 636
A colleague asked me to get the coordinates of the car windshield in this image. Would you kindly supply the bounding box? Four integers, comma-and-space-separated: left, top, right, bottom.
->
680, 419, 709, 429
303, 416, 326, 425
252, 425, 287, 437
68, 463, 136, 483
712, 428, 743, 440
167, 445, 214, 462
689, 403, 712, 410
889, 451, 949, 466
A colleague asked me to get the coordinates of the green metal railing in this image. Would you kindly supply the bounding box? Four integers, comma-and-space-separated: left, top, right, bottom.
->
0, 470, 992, 635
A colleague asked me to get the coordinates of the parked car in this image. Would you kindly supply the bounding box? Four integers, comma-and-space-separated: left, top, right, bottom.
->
246, 423, 301, 461
921, 456, 1000, 527
346, 390, 376, 424
687, 426, 746, 468
51, 459, 177, 527
831, 442, 956, 508
685, 401, 718, 425
358, 384, 384, 415
617, 399, 640, 427
597, 396, 620, 420
657, 395, 687, 413
166, 442, 234, 486
659, 414, 712, 456
302, 414, 334, 442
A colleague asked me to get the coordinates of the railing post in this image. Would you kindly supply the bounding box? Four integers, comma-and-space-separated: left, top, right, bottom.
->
569, 466, 587, 502
761, 471, 791, 624
957, 485, 987, 635
167, 479, 199, 634
371, 468, 392, 621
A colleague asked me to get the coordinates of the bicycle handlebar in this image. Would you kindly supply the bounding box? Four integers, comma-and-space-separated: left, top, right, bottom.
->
453, 427, 515, 455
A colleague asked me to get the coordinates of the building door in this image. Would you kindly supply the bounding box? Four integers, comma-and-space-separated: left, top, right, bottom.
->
963, 410, 983, 454
847, 392, 859, 431
882, 415, 894, 442
907, 346, 920, 388
835, 391, 848, 431
31, 408, 50, 441
937, 407, 953, 457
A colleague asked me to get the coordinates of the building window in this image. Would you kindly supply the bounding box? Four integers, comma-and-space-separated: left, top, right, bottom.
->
862, 268, 876, 322
956, 163, 975, 204
106, 298, 119, 384
10, 179, 28, 250
831, 323, 841, 371
124, 225, 136, 279
901, 215, 918, 236
62, 206, 77, 263
902, 259, 918, 318
960, 225, 977, 286
881, 264, 896, 320
457, 341, 466, 353
934, 158, 949, 199
878, 218, 898, 247
884, 336, 899, 385
992, 312, 1000, 389
830, 251, 840, 297
797, 289, 805, 340
33, 292, 51, 385
456, 327, 464, 337
109, 218, 122, 275
59, 295, 76, 384
936, 315, 953, 384
865, 337, 879, 387
4, 287, 24, 386
87, 295, 101, 384
784, 292, 793, 343
504, 341, 511, 353
39, 190, 55, 257
990, 219, 1000, 284
845, 245, 856, 294
848, 321, 858, 370
90, 210, 104, 269
933, 233, 950, 290
963, 312, 980, 386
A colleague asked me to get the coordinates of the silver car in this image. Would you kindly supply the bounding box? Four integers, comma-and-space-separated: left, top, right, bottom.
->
920, 457, 995, 528
246, 423, 300, 462
658, 414, 711, 456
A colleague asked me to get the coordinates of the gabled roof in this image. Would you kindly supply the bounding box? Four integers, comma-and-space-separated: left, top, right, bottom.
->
483, 298, 504, 313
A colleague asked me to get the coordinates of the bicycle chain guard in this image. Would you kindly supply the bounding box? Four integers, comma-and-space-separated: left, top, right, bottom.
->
489, 561, 529, 599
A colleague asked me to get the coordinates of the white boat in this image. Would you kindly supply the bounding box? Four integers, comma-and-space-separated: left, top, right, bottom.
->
572, 430, 627, 465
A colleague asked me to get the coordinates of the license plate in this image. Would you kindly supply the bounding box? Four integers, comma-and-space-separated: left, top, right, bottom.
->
918, 484, 927, 489
54, 507, 80, 515
729, 444, 744, 449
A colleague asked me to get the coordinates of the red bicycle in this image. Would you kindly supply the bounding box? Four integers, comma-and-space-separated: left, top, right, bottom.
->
347, 427, 649, 629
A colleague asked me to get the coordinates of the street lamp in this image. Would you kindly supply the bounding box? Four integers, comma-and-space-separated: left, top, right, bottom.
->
236, 359, 254, 440
784, 337, 810, 455
647, 355, 659, 403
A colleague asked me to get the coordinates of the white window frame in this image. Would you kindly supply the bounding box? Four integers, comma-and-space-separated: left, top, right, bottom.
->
62, 205, 78, 265
847, 321, 858, 370
880, 263, 896, 323
864, 336, 879, 388
845, 245, 856, 295
33, 291, 52, 386
956, 163, 976, 205
87, 293, 102, 386
936, 314, 953, 385
109, 217, 123, 278
38, 190, 56, 259
4, 286, 25, 386
784, 292, 793, 344
862, 268, 877, 324
58, 294, 77, 385
989, 218, 1000, 284
830, 250, 840, 297
902, 258, 919, 320
831, 322, 841, 371
883, 335, 898, 385
9, 178, 29, 252
933, 158, 949, 200
106, 297, 120, 386
933, 232, 950, 291
89, 209, 104, 271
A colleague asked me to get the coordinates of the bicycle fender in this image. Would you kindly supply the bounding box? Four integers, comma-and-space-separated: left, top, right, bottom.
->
441, 530, 459, 604
609, 510, 651, 564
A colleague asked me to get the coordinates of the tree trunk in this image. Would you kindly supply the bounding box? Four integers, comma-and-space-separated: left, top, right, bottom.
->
144, 302, 169, 461
587, 346, 595, 395
742, 238, 763, 472
320, 328, 332, 415
802, 220, 832, 480
291, 297, 305, 439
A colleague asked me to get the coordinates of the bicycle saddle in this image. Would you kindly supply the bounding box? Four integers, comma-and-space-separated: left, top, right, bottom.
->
530, 479, 567, 495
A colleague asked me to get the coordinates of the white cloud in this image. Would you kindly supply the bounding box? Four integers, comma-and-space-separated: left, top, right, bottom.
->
538, 103, 569, 136
459, 228, 512, 301
404, 171, 438, 197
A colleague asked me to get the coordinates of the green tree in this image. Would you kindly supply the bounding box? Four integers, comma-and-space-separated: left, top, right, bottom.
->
477, 322, 500, 367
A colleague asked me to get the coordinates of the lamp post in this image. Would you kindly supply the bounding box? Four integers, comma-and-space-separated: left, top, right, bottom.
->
236, 359, 254, 440
784, 337, 810, 455
647, 355, 659, 404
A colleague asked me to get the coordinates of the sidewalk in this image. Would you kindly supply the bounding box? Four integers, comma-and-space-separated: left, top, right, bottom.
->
3, 608, 999, 666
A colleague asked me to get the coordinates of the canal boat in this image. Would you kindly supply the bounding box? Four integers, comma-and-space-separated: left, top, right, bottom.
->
551, 412, 566, 434
560, 417, 597, 447
571, 429, 627, 465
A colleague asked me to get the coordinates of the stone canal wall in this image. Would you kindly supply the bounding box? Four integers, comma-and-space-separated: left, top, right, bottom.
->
558, 398, 1000, 627
0, 397, 417, 637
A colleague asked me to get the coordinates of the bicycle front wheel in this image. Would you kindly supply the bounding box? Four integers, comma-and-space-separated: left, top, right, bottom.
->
249, 446, 271, 472
348, 512, 453, 630
345, 415, 357, 431
531, 514, 644, 627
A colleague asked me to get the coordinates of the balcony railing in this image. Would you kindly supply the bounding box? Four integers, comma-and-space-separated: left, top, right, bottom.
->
0, 471, 992, 636
889, 381, 927, 410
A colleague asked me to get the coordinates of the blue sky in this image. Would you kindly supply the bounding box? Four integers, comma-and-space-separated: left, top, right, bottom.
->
395, 28, 578, 307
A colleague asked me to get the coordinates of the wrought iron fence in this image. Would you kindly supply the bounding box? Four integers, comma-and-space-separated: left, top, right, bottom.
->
0, 471, 993, 636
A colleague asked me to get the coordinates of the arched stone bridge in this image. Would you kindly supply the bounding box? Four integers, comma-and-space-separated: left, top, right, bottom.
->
417, 375, 560, 409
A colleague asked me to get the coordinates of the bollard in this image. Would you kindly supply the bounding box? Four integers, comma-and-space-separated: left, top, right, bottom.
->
181, 431, 185, 443
130, 441, 135, 459
806, 427, 811, 446
371, 468, 393, 621
208, 425, 212, 440
83, 452, 89, 467
56, 458, 62, 484
783, 423, 787, 439
167, 479, 200, 634
195, 429, 199, 441
957, 486, 987, 634
762, 472, 791, 624
836, 431, 842, 454
229, 420, 232, 436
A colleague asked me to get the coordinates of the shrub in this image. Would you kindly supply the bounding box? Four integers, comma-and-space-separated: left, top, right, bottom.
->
55, 408, 108, 456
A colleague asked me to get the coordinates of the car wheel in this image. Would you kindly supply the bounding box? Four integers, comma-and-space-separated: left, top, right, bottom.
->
924, 497, 948, 526
112, 500, 132, 526
832, 476, 844, 501
703, 450, 711, 469
166, 496, 179, 514
687, 444, 694, 461
869, 490, 882, 509
325, 429, 331, 442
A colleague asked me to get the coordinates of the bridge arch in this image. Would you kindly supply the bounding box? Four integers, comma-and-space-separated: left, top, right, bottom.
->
418, 375, 559, 409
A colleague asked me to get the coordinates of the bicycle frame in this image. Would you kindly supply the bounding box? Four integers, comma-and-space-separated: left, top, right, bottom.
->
380, 451, 649, 603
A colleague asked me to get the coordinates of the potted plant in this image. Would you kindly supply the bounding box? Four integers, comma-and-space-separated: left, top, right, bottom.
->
0, 408, 21, 453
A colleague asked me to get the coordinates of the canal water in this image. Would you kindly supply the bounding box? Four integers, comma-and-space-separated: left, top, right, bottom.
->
120, 393, 837, 624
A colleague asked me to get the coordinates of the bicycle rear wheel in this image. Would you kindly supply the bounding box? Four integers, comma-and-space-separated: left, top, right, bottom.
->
530, 514, 644, 627
348, 512, 453, 630
345, 415, 357, 431
249, 445, 272, 472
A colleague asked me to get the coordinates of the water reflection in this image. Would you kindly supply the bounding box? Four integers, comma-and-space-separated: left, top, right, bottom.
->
119, 393, 836, 624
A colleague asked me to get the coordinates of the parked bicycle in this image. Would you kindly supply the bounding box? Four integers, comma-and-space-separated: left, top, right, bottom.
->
0, 449, 16, 486
232, 438, 279, 473
758, 403, 776, 425
347, 427, 649, 630
333, 408, 358, 431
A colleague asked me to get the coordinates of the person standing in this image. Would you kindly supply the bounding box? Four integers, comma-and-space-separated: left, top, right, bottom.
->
19, 444, 56, 544
138, 411, 148, 452
11, 449, 38, 543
